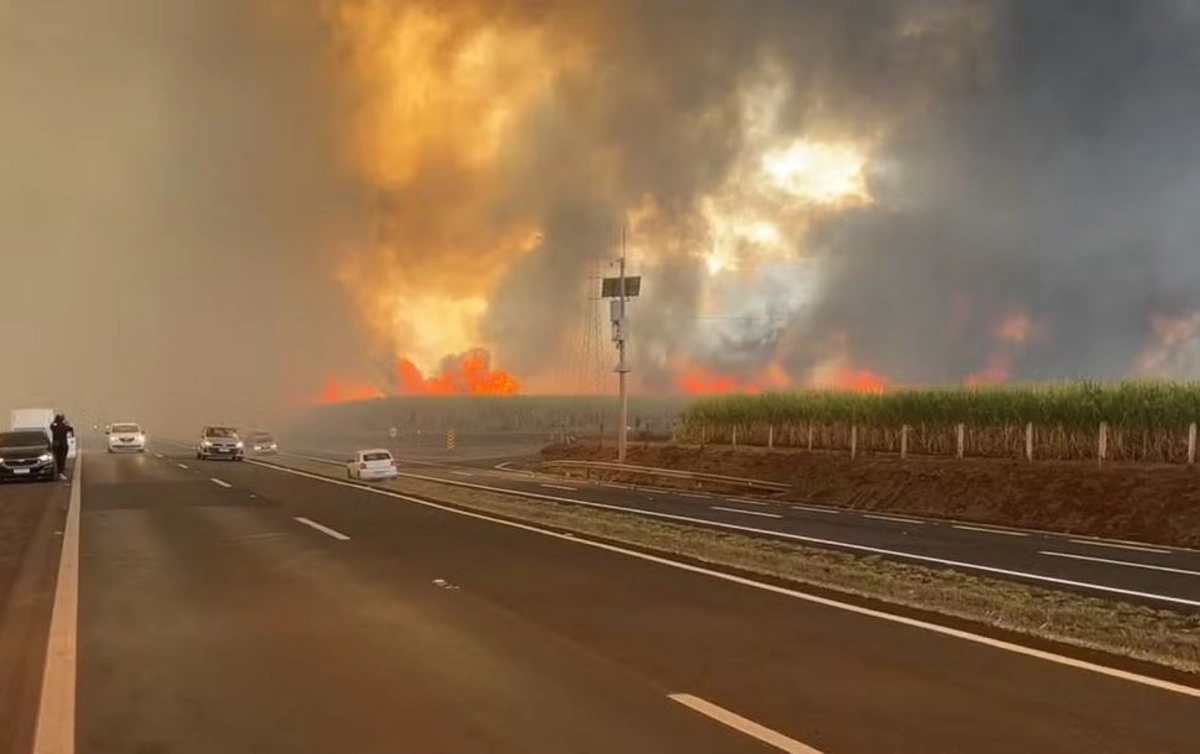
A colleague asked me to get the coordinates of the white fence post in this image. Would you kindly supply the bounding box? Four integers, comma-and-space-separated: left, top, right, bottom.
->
900, 425, 909, 460
807, 423, 814, 452
1098, 422, 1108, 466
850, 425, 858, 460
767, 424, 775, 449
956, 423, 965, 459
732, 426, 738, 449
1189, 423, 1197, 466
1025, 422, 1034, 462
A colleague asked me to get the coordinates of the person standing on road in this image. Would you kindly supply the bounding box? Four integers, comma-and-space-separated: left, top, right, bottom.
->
49, 413, 73, 481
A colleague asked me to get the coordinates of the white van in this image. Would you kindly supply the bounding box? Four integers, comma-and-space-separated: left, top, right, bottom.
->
10, 408, 76, 459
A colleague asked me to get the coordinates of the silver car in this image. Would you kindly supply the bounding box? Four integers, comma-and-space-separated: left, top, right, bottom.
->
196, 426, 244, 461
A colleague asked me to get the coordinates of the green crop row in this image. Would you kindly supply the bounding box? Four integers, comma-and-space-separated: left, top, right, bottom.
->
682, 381, 1200, 431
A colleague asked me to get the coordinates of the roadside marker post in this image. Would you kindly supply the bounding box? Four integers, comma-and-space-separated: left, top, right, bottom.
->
446, 429, 456, 455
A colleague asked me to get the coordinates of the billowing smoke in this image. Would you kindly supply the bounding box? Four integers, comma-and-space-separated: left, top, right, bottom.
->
5, 0, 1199, 424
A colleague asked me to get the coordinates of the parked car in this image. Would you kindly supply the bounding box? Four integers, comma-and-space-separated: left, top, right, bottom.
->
196, 426, 244, 461
10, 408, 75, 460
0, 430, 57, 482
346, 449, 398, 481
107, 422, 147, 453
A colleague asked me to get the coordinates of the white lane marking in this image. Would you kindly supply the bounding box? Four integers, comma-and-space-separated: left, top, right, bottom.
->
210, 478, 232, 489
792, 504, 840, 516
669, 694, 824, 754
540, 483, 578, 492
725, 497, 770, 506
678, 492, 710, 500
34, 450, 82, 754
494, 462, 514, 470
154, 453, 163, 459
1042, 551, 1200, 577
710, 506, 784, 520
251, 461, 1200, 699
1068, 540, 1172, 555
254, 460, 1200, 608
450, 471, 474, 477
641, 487, 676, 494
954, 524, 1029, 537
864, 513, 927, 525
294, 517, 351, 541
177, 463, 189, 470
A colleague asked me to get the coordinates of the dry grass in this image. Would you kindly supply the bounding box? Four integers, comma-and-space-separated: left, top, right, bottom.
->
267, 456, 1200, 675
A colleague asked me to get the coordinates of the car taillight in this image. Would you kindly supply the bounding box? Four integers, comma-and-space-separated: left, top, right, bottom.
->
389, 459, 396, 467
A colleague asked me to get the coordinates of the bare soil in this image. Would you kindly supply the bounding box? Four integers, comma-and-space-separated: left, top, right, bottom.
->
541, 443, 1200, 549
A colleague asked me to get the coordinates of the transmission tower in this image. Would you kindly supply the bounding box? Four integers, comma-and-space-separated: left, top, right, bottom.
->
579, 240, 607, 397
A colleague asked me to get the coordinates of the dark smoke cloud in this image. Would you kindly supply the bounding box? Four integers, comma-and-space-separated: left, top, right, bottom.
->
0, 0, 369, 431
797, 0, 1200, 384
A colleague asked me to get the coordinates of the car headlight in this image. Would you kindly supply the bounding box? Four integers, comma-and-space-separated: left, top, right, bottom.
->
38, 453, 53, 463
235, 441, 244, 449
201, 440, 212, 448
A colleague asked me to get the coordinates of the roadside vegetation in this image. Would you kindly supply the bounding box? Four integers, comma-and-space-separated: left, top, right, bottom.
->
681, 381, 1200, 462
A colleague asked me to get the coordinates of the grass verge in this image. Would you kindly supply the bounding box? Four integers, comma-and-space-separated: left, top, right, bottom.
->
266, 456, 1200, 676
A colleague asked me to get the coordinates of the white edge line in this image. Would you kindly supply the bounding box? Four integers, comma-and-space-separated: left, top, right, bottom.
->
864, 514, 927, 525
274, 462, 1200, 610
679, 492, 711, 500
210, 478, 232, 489
176, 463, 188, 470
669, 693, 824, 754
725, 497, 771, 506
710, 506, 784, 520
248, 460, 1200, 699
154, 453, 163, 459
33, 449, 81, 754
540, 483, 579, 492
1041, 551, 1200, 577
1068, 540, 1172, 555
294, 517, 350, 541
953, 524, 1029, 537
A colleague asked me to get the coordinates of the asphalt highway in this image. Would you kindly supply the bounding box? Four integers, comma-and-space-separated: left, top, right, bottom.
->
52, 446, 1200, 753
283, 444, 1200, 611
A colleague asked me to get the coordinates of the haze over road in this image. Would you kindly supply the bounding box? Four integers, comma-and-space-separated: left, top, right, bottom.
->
11, 442, 1195, 753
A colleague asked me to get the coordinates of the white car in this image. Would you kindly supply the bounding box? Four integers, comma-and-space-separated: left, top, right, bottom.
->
107, 422, 147, 453
346, 449, 399, 481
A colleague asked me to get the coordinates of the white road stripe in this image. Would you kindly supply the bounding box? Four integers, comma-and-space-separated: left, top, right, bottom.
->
1042, 551, 1200, 576
679, 492, 710, 500
252, 461, 1200, 698
669, 694, 824, 754
1068, 540, 1171, 555
154, 453, 163, 459
954, 524, 1029, 537
294, 517, 350, 541
710, 506, 784, 520
725, 497, 770, 506
540, 483, 578, 492
176, 463, 188, 470
210, 478, 232, 489
33, 450, 81, 754
791, 505, 840, 515
450, 471, 474, 477
865, 513, 926, 525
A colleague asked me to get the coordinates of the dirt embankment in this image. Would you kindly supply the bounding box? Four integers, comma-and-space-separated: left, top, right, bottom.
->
541, 444, 1200, 549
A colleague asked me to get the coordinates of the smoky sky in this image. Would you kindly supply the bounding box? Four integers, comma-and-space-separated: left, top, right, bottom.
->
0, 0, 370, 431
490, 0, 1200, 388
795, 0, 1200, 384
4, 0, 1198, 423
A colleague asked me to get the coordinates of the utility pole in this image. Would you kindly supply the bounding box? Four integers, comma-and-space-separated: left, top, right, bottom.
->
601, 226, 640, 465
616, 229, 629, 463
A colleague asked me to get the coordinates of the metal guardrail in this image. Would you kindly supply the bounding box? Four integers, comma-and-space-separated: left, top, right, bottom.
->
540, 460, 790, 492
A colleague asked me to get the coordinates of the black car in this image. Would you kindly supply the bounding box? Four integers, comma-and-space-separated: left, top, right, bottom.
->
0, 430, 57, 482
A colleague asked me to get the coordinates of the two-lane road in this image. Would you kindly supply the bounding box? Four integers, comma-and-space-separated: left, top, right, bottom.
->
60, 446, 1200, 753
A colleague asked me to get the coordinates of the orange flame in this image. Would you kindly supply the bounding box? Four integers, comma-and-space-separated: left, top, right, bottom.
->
315, 378, 386, 405
832, 368, 888, 394
395, 348, 520, 396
